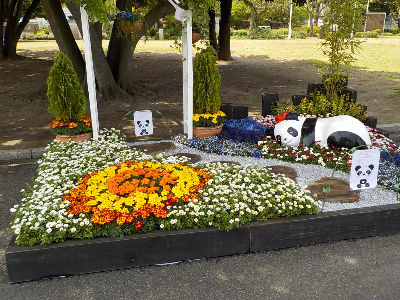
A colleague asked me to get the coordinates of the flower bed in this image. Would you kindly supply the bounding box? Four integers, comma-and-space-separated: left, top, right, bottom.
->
9, 129, 320, 246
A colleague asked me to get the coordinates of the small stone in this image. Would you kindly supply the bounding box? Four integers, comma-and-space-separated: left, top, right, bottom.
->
131, 142, 176, 154
263, 166, 297, 182
169, 153, 202, 163
305, 177, 359, 203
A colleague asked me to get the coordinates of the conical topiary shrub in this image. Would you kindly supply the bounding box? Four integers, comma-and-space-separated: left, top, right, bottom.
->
47, 52, 87, 122
47, 52, 92, 139
193, 46, 221, 114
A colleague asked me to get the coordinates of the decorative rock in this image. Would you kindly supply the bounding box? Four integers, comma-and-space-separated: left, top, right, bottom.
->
169, 153, 202, 163
263, 166, 297, 182
305, 177, 359, 203
131, 142, 176, 154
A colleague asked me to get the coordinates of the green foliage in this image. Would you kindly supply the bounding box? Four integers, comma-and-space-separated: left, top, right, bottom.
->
232, 27, 308, 40
388, 27, 400, 35
47, 52, 87, 122
193, 47, 221, 114
273, 92, 367, 121
354, 30, 379, 38
262, 0, 308, 28
320, 0, 365, 101
24, 33, 54, 40
69, 0, 109, 24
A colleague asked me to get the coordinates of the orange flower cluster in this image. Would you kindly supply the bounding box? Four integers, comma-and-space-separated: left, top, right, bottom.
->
49, 115, 92, 129
62, 161, 211, 229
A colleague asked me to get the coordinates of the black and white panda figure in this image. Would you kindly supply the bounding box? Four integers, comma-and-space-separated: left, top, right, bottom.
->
274, 112, 371, 148
136, 120, 150, 136
354, 164, 374, 188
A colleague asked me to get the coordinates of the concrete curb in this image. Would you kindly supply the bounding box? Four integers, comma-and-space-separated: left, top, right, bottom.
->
0, 148, 46, 161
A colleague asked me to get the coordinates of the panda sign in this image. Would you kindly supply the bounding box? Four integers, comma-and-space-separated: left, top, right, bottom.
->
134, 110, 153, 136
350, 149, 380, 190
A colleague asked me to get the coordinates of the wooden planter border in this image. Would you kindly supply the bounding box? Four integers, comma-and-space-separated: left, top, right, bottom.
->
6, 203, 400, 283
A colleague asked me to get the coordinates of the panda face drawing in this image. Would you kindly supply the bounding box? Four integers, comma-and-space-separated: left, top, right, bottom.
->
355, 164, 374, 188
274, 120, 301, 147
137, 120, 150, 135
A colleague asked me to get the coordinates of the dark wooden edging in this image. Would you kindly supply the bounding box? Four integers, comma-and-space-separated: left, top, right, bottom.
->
6, 204, 400, 283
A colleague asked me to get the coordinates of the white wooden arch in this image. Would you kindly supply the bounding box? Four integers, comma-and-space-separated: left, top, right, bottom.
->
80, 0, 194, 140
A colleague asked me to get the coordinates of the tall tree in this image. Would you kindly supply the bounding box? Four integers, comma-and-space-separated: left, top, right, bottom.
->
218, 0, 233, 60
304, 0, 323, 36
41, 0, 216, 101
0, 0, 41, 59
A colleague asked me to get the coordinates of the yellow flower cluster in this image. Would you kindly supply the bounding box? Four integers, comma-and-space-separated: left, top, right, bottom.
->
193, 110, 226, 124
84, 161, 204, 214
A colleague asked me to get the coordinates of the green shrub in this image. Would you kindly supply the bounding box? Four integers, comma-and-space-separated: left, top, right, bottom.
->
38, 26, 50, 35
146, 27, 157, 37
380, 32, 394, 36
164, 26, 181, 39
47, 52, 87, 122
388, 27, 400, 35
193, 47, 221, 114
241, 27, 308, 40
231, 29, 248, 39
24, 33, 55, 40
273, 92, 367, 121
354, 31, 379, 38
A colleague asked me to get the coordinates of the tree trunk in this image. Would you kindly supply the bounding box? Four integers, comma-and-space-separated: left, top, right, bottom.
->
249, 5, 257, 32
208, 9, 218, 52
42, 0, 85, 82
67, 2, 133, 102
218, 0, 233, 61
308, 11, 314, 37
314, 3, 321, 26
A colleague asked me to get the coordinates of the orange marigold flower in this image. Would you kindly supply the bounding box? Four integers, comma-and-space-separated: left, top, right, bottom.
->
134, 221, 143, 230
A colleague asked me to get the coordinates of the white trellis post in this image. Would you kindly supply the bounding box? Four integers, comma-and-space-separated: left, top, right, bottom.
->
288, 0, 293, 40
168, 0, 193, 139
80, 6, 100, 140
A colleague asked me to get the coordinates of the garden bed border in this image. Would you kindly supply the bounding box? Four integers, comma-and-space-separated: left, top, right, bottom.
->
6, 203, 400, 283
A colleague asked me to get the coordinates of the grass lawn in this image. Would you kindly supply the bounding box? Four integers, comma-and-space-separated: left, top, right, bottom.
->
17, 36, 400, 76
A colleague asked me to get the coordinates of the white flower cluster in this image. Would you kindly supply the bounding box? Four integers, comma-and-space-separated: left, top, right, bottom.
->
161, 162, 321, 230
10, 128, 188, 246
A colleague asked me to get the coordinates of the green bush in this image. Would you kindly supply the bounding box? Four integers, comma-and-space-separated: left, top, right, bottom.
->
146, 27, 157, 37
380, 32, 394, 36
388, 27, 400, 35
193, 47, 221, 114
164, 26, 181, 39
354, 31, 379, 38
38, 26, 50, 35
237, 27, 308, 40
231, 29, 248, 39
303, 25, 319, 37
47, 52, 87, 122
273, 92, 367, 121
24, 33, 55, 40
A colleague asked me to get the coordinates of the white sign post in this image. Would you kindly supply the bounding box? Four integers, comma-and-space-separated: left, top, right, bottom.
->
80, 6, 100, 140
168, 0, 193, 139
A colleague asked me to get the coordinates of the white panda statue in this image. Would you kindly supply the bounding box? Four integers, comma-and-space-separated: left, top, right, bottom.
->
274, 113, 371, 148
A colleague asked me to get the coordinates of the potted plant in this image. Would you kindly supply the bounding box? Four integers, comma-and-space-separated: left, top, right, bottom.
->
193, 46, 225, 138
192, 22, 201, 44
116, 10, 144, 36
47, 52, 92, 142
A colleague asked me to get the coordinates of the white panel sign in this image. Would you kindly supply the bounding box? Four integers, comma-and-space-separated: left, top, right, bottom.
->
134, 110, 153, 136
350, 149, 380, 190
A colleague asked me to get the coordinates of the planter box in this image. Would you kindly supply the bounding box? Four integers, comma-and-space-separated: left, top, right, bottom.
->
6, 204, 400, 283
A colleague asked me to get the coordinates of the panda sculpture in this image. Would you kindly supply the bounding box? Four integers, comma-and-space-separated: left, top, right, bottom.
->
274, 112, 371, 148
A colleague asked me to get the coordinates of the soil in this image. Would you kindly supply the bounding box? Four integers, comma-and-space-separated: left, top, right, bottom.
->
1, 50, 400, 150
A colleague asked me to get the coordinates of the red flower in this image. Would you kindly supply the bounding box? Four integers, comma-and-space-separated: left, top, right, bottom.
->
134, 221, 143, 230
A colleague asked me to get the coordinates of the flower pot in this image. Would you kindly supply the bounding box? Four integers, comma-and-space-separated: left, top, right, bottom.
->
193, 124, 223, 138
55, 132, 92, 143
192, 32, 201, 44
120, 21, 133, 35
134, 20, 144, 34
